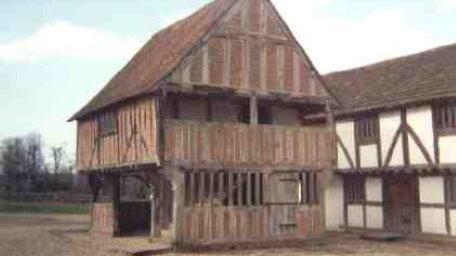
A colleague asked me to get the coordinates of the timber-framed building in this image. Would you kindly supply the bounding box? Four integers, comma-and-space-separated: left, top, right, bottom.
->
70, 0, 335, 249
324, 43, 456, 237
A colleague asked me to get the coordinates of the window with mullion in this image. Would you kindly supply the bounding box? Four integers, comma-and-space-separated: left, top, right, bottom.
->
355, 115, 379, 145
434, 102, 456, 135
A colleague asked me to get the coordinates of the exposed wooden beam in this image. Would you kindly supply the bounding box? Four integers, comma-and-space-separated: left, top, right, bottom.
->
405, 124, 434, 165
336, 135, 355, 169
401, 109, 410, 166
383, 125, 403, 168
250, 96, 258, 125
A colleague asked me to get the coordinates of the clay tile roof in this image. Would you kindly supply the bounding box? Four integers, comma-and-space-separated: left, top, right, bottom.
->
324, 43, 456, 114
69, 0, 237, 121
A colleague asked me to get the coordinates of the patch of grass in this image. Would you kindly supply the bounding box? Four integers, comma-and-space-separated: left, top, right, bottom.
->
0, 200, 89, 215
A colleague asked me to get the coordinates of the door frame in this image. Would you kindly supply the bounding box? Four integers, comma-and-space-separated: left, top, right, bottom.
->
383, 174, 420, 235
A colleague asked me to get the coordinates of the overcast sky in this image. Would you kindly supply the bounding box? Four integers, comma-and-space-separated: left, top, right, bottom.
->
1, 0, 456, 159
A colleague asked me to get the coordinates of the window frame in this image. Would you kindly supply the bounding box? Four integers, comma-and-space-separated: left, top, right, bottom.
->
447, 174, 456, 208
97, 111, 118, 137
344, 176, 366, 204
433, 101, 456, 136
355, 114, 379, 145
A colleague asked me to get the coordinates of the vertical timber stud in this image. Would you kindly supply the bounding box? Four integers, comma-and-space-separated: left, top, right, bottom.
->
432, 106, 440, 164
112, 173, 121, 237
401, 109, 410, 166
228, 172, 234, 206
250, 96, 258, 125
156, 90, 167, 166
444, 172, 451, 236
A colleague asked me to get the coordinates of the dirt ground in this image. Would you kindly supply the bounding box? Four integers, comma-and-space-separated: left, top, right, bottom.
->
1, 213, 456, 256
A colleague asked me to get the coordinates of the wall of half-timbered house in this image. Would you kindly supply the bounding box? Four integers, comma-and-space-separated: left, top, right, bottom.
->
328, 103, 456, 236
76, 96, 158, 171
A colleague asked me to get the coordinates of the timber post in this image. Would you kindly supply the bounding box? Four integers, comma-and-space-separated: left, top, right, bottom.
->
112, 173, 121, 237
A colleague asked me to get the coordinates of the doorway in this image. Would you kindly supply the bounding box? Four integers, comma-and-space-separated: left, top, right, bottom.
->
384, 174, 419, 234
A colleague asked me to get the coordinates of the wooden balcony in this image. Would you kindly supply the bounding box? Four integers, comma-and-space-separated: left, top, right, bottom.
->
164, 120, 334, 170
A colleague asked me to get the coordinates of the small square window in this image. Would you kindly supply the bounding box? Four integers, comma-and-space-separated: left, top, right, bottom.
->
344, 177, 365, 203
434, 102, 456, 135
98, 111, 118, 137
355, 115, 379, 145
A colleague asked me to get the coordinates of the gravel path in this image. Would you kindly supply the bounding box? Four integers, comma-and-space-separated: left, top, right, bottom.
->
1, 213, 456, 256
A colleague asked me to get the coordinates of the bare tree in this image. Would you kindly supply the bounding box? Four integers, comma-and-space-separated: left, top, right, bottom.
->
51, 146, 64, 174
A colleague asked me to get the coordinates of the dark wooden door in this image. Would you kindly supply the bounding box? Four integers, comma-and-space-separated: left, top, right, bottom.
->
385, 175, 419, 234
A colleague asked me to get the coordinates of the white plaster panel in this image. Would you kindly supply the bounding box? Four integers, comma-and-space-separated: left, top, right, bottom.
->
379, 111, 403, 166
450, 210, 456, 236
360, 145, 378, 168
366, 177, 382, 202
419, 176, 445, 204
336, 121, 355, 169
420, 208, 446, 235
439, 135, 456, 164
407, 106, 435, 165
325, 176, 344, 231
347, 205, 364, 228
366, 206, 383, 229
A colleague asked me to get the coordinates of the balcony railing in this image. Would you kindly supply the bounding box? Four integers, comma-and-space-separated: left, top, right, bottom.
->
164, 120, 334, 170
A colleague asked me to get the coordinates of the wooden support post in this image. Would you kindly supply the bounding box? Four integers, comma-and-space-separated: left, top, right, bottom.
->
301, 172, 307, 204
237, 172, 243, 206
157, 174, 164, 236
150, 190, 157, 238
444, 173, 451, 236
112, 173, 121, 237
209, 172, 215, 206
255, 172, 261, 206
218, 172, 224, 204
199, 172, 205, 205
342, 176, 349, 231
228, 172, 234, 206
250, 96, 258, 125
156, 92, 167, 166
247, 172, 252, 206
170, 168, 185, 246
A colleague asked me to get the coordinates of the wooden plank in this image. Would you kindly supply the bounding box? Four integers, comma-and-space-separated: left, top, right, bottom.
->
247, 172, 252, 206
228, 172, 234, 206
255, 172, 261, 206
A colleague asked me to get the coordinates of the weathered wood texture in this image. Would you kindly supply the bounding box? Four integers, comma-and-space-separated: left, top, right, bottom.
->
176, 205, 323, 246
91, 203, 114, 234
77, 97, 158, 171
164, 120, 333, 169
168, 0, 326, 97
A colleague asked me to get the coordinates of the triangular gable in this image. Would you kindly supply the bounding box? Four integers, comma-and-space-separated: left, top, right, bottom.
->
168, 0, 329, 98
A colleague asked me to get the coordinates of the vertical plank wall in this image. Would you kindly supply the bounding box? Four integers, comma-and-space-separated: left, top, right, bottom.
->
168, 0, 327, 98
76, 97, 158, 171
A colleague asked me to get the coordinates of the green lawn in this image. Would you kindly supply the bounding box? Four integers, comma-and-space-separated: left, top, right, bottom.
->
0, 200, 89, 215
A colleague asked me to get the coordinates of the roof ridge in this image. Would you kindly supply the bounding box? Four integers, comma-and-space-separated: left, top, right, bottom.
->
325, 41, 456, 77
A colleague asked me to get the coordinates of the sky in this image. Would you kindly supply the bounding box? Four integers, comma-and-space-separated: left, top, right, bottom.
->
0, 0, 456, 159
